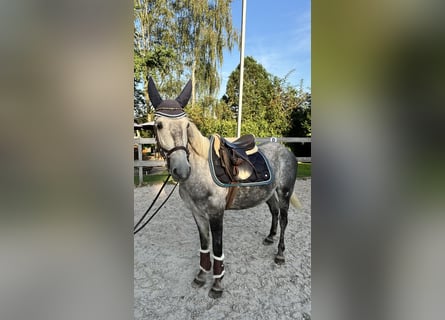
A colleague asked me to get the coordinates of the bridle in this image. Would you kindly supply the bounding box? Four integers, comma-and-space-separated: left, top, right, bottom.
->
159, 145, 190, 169
154, 121, 190, 170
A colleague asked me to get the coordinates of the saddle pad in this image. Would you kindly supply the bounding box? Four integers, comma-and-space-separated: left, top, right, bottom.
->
208, 135, 274, 188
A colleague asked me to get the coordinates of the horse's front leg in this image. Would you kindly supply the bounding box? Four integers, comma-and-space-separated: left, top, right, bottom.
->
208, 213, 225, 299
191, 210, 212, 288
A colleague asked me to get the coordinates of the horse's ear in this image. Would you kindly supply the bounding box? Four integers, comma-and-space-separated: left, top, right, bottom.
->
147, 77, 163, 108
176, 79, 192, 108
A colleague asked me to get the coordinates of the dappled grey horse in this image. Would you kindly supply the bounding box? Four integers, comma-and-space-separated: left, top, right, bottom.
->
148, 78, 299, 298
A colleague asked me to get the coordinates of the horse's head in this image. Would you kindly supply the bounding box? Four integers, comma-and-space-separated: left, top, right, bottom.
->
148, 77, 192, 182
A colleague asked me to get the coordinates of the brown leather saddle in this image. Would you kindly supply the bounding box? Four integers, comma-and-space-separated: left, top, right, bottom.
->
209, 134, 273, 188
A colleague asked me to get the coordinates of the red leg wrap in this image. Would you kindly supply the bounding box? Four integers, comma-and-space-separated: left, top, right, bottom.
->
200, 251, 211, 272
213, 259, 225, 279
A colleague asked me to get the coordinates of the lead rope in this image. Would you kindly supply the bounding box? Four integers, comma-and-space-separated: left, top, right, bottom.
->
134, 174, 178, 235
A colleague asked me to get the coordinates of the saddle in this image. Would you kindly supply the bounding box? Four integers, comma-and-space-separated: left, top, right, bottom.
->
209, 134, 273, 209
213, 134, 258, 182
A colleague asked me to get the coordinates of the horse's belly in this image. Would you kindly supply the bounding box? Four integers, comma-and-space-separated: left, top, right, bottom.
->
179, 177, 275, 211
229, 185, 275, 210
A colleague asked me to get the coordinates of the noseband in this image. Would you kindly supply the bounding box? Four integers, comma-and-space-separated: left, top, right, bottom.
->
160, 145, 189, 161
154, 127, 190, 169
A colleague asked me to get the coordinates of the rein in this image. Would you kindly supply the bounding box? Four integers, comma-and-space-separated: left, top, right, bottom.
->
133, 125, 189, 235
133, 174, 178, 235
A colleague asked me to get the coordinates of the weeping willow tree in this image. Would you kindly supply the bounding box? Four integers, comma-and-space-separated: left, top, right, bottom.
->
134, 0, 182, 99
179, 0, 238, 102
134, 0, 238, 112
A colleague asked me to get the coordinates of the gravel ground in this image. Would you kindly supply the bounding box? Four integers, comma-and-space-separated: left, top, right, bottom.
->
134, 178, 311, 320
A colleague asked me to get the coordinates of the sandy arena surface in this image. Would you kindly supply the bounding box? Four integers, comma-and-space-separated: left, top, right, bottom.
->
134, 178, 311, 320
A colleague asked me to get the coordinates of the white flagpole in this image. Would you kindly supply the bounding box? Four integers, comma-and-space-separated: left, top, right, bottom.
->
237, 0, 247, 138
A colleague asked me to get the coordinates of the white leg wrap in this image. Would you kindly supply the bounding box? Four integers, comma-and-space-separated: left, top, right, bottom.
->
199, 249, 211, 272
200, 265, 211, 273
212, 254, 224, 261
212, 254, 225, 279
213, 270, 225, 279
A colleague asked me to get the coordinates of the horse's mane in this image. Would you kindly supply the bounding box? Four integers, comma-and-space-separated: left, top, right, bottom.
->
187, 120, 210, 159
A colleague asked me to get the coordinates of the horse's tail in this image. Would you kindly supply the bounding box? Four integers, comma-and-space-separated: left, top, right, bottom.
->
290, 192, 302, 209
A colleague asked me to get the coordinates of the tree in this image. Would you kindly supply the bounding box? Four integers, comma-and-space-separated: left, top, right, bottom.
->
285, 87, 311, 156
221, 56, 311, 140
287, 90, 311, 137
134, 0, 184, 99
186, 98, 237, 137
223, 57, 290, 136
134, 79, 147, 122
175, 1, 238, 100
134, 0, 238, 115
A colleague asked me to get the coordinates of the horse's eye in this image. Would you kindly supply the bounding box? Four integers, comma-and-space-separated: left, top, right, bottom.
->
156, 122, 163, 130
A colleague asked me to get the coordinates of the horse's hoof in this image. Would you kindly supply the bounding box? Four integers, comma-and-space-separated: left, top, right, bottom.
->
208, 288, 223, 299
263, 236, 274, 245
274, 255, 285, 264
192, 277, 206, 288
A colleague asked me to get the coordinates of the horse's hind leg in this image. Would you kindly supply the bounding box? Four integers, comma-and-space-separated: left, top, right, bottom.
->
275, 206, 288, 264
263, 191, 289, 264
274, 188, 292, 264
263, 193, 279, 245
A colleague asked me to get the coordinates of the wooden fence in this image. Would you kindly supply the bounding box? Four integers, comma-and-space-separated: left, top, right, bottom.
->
134, 137, 311, 185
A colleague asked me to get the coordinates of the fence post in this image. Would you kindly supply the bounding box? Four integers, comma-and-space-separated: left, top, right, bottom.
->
137, 142, 143, 186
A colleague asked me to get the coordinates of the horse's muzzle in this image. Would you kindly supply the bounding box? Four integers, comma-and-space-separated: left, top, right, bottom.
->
169, 151, 191, 182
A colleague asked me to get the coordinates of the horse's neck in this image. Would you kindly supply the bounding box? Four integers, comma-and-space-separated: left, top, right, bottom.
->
187, 122, 210, 160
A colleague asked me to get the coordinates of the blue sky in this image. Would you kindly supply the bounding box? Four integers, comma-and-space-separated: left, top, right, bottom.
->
219, 0, 311, 96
